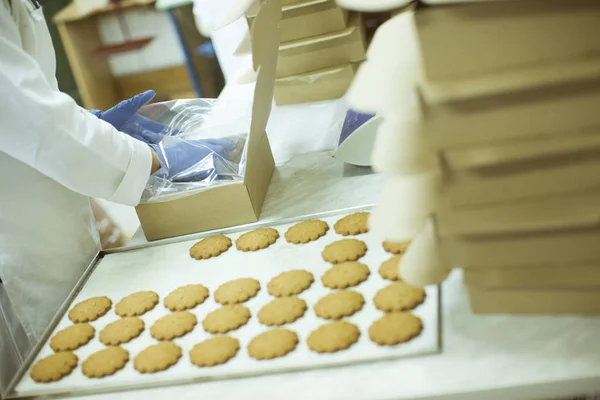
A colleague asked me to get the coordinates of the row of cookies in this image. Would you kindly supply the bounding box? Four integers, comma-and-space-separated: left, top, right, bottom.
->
189, 212, 407, 260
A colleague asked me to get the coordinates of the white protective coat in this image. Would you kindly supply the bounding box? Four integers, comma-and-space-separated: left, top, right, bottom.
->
0, 0, 152, 344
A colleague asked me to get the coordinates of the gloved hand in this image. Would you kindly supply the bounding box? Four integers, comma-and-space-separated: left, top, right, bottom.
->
150, 138, 238, 182
91, 90, 169, 145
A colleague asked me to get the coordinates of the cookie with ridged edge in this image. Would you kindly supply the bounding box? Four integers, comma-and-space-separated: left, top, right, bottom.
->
248, 329, 298, 360
68, 296, 112, 323
307, 321, 360, 353
134, 342, 182, 373
333, 212, 369, 236
321, 261, 370, 289
214, 278, 260, 305
258, 297, 307, 326
235, 228, 279, 251
100, 317, 145, 345
382, 240, 410, 255
379, 255, 402, 281
190, 235, 232, 260
150, 311, 197, 340
50, 323, 95, 352
285, 220, 329, 244
164, 284, 209, 311
202, 305, 251, 334
190, 336, 240, 367
373, 282, 426, 312
82, 346, 129, 378
314, 290, 364, 320
321, 239, 367, 264
369, 312, 423, 346
30, 352, 78, 383
267, 270, 314, 297
115, 291, 158, 317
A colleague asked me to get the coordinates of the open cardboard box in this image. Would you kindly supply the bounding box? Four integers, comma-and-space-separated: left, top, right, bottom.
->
277, 13, 366, 78
422, 79, 600, 150
414, 0, 600, 102
274, 63, 357, 105
135, 0, 281, 241
248, 0, 349, 42
467, 286, 600, 315
464, 264, 600, 290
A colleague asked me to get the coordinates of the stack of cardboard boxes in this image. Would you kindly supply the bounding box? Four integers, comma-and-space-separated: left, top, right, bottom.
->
247, 0, 368, 104
342, 0, 600, 315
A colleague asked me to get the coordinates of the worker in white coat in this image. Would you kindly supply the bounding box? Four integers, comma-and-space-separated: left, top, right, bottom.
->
0, 0, 228, 357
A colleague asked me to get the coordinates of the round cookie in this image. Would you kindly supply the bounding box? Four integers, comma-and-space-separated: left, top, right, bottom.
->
285, 220, 329, 244
100, 317, 145, 346
203, 305, 251, 334
134, 342, 182, 373
164, 284, 209, 311
333, 212, 370, 236
307, 321, 360, 353
248, 329, 298, 360
369, 312, 423, 346
321, 262, 370, 289
190, 235, 232, 260
314, 290, 364, 320
214, 278, 261, 305
82, 346, 129, 378
68, 296, 112, 323
150, 311, 197, 340
115, 291, 158, 317
235, 228, 279, 252
30, 352, 78, 383
321, 239, 367, 264
373, 282, 426, 312
190, 336, 240, 367
267, 270, 314, 297
382, 240, 410, 255
379, 255, 402, 281
50, 323, 95, 352
258, 297, 307, 326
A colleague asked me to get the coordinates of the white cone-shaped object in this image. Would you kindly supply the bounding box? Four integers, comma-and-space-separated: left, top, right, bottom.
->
400, 217, 452, 287
236, 65, 258, 84
371, 100, 438, 176
234, 32, 252, 56
369, 170, 441, 242
214, 0, 255, 31
347, 13, 420, 113
336, 0, 411, 12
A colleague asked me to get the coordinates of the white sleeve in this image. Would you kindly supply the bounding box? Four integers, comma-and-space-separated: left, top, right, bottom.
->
0, 22, 152, 206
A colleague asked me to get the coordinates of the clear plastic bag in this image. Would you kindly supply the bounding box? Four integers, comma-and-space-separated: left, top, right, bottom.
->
124, 98, 252, 203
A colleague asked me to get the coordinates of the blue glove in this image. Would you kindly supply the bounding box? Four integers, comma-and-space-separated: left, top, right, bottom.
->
91, 90, 169, 144
150, 138, 237, 182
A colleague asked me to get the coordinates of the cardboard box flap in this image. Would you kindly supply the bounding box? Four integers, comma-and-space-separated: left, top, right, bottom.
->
444, 130, 600, 170
248, 0, 327, 17
244, 0, 280, 213
280, 24, 357, 51
438, 188, 600, 237
276, 64, 347, 82
283, 0, 329, 12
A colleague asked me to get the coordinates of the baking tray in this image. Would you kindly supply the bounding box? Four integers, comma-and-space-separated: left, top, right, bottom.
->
6, 206, 441, 399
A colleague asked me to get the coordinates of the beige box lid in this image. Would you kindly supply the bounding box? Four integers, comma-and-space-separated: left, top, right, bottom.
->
441, 227, 600, 269
414, 0, 600, 102
437, 188, 600, 236
467, 285, 600, 315
422, 79, 600, 150
464, 264, 600, 290
441, 150, 600, 208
